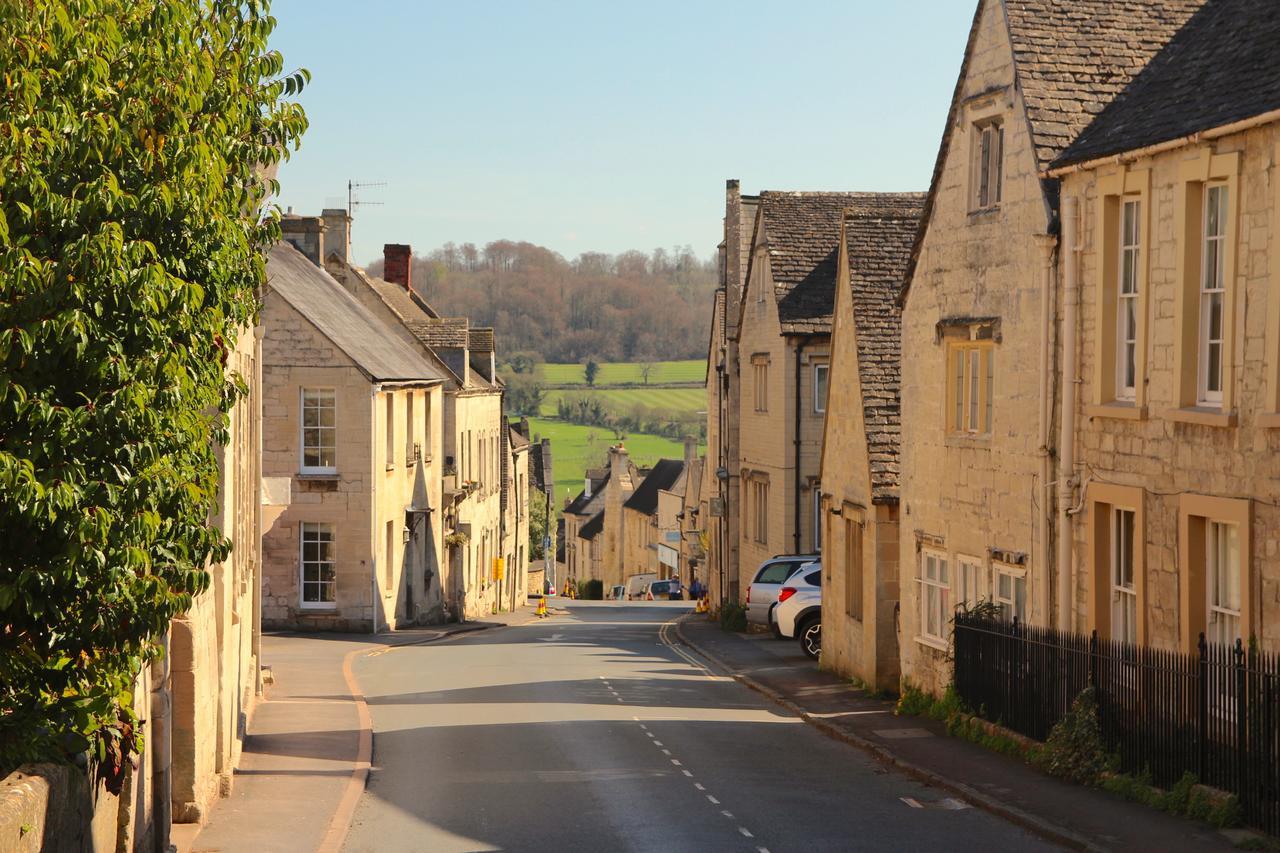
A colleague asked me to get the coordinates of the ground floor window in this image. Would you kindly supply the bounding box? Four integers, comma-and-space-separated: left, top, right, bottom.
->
1207, 520, 1241, 648
994, 564, 1026, 623
919, 549, 949, 644
844, 518, 863, 620
956, 555, 983, 610
301, 522, 336, 606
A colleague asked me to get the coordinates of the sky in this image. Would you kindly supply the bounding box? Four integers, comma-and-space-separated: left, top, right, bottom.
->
269, 1, 976, 267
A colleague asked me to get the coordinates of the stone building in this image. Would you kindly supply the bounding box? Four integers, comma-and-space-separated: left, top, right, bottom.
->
260, 241, 446, 631
502, 422, 531, 613
704, 183, 758, 604
1045, 1, 1280, 652
563, 468, 608, 585
738, 192, 887, 594
622, 458, 686, 581
898, 0, 1201, 694
819, 196, 923, 692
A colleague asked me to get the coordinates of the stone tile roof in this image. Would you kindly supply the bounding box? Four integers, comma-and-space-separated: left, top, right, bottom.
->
1054, 0, 1279, 168
565, 472, 608, 516
842, 197, 924, 503
578, 510, 604, 541
469, 327, 495, 353
758, 192, 921, 335
411, 318, 470, 349
508, 426, 529, 451
1006, 0, 1204, 168
266, 243, 446, 384
623, 459, 684, 515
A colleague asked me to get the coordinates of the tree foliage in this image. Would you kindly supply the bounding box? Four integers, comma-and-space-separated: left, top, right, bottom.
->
528, 489, 549, 561
0, 0, 306, 772
374, 241, 718, 363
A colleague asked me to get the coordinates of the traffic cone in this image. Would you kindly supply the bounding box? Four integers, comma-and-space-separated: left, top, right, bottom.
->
536, 596, 548, 617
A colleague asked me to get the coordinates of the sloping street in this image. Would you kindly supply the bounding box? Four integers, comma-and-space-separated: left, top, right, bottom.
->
342, 603, 1055, 852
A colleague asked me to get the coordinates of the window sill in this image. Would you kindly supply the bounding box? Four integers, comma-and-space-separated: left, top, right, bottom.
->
967, 205, 1001, 220
944, 433, 992, 449
1086, 402, 1147, 421
297, 471, 339, 480
915, 635, 950, 653
1257, 413, 1280, 429
299, 603, 338, 611
385, 464, 396, 472
1165, 407, 1237, 428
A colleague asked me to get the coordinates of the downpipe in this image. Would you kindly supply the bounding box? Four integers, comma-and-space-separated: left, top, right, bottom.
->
1056, 196, 1081, 630
150, 631, 172, 853
1035, 234, 1057, 627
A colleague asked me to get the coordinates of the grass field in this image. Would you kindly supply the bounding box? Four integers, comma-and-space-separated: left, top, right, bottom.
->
535, 360, 704, 386
539, 387, 706, 418
526, 417, 704, 510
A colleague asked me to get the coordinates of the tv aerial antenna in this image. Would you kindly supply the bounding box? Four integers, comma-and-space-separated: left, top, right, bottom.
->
347, 179, 386, 215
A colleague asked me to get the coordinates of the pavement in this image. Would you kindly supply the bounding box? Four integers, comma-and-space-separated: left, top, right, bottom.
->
177, 602, 553, 853
675, 614, 1238, 852
342, 601, 1054, 852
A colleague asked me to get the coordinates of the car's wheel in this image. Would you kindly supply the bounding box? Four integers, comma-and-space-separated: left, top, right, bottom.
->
798, 616, 821, 659
769, 606, 784, 639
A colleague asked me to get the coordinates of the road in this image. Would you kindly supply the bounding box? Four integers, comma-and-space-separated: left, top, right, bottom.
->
343, 602, 1058, 852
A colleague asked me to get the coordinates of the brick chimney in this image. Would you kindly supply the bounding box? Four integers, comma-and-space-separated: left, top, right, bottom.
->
383, 243, 412, 290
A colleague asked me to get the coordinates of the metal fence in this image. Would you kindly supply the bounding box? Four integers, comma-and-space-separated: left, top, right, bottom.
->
953, 614, 1280, 835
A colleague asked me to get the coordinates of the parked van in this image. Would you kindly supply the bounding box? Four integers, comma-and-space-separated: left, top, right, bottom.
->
625, 573, 657, 600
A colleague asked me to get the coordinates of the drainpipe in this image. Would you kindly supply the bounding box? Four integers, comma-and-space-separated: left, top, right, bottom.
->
1056, 197, 1081, 630
253, 325, 265, 695
371, 383, 381, 635
1035, 234, 1057, 627
788, 335, 798, 555
150, 631, 171, 853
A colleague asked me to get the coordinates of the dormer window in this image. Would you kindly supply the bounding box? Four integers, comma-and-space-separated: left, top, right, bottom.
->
972, 119, 1004, 210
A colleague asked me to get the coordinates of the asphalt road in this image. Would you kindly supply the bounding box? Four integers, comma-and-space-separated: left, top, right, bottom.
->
344, 602, 1059, 852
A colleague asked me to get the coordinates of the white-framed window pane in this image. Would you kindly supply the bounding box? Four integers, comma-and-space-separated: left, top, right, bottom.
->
984, 349, 993, 432
301, 522, 336, 605
1117, 199, 1140, 400
1208, 521, 1241, 647
301, 389, 336, 471
1111, 508, 1137, 644
993, 126, 1004, 204
1198, 185, 1227, 405
814, 364, 829, 413
995, 568, 1025, 623
968, 350, 979, 431
953, 349, 964, 429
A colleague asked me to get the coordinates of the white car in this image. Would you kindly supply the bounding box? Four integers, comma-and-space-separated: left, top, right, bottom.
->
745, 555, 818, 633
773, 564, 823, 659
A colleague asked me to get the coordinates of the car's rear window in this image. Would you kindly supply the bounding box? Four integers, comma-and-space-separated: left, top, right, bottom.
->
754, 563, 796, 584
803, 570, 821, 586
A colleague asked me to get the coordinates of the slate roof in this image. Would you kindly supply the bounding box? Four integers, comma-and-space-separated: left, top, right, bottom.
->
842, 197, 924, 503
1054, 0, 1280, 168
1005, 0, 1204, 168
623, 459, 684, 515
266, 243, 446, 384
469, 328, 494, 353
414, 318, 470, 349
565, 471, 609, 516
578, 510, 604, 541
754, 193, 920, 335
508, 426, 529, 451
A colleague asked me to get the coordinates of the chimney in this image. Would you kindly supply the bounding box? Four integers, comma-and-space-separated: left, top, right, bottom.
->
725, 178, 743, 336
383, 243, 412, 290
584, 477, 592, 499
280, 214, 326, 267
519, 416, 530, 437
683, 436, 697, 469
321, 209, 351, 267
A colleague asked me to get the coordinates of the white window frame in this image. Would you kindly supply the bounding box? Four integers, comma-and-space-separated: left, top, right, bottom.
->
812, 488, 822, 552
385, 393, 395, 468
956, 554, 984, 610
994, 563, 1027, 624
1206, 520, 1241, 648
813, 363, 829, 414
300, 388, 337, 475
1197, 183, 1228, 407
1111, 507, 1137, 644
1116, 199, 1141, 401
300, 522, 337, 608
919, 549, 950, 646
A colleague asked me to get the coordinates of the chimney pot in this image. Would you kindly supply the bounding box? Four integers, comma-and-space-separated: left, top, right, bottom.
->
383, 243, 412, 290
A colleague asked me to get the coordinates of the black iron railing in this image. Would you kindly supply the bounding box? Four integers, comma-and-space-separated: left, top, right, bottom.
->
953, 614, 1280, 835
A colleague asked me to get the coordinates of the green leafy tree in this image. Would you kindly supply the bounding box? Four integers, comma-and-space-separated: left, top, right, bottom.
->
528, 490, 550, 560
0, 0, 307, 773
584, 358, 599, 386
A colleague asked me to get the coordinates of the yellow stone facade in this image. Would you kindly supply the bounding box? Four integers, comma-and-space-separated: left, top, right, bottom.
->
1061, 123, 1280, 653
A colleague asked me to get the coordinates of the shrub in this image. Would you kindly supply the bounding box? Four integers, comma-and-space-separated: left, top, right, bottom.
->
719, 600, 747, 632
1035, 687, 1112, 785
577, 579, 603, 600
0, 0, 307, 777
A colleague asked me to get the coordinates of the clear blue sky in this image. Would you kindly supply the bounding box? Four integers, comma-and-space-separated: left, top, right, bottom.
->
269, 1, 975, 267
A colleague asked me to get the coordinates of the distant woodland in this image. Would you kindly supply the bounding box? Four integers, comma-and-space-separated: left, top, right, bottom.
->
369, 240, 718, 363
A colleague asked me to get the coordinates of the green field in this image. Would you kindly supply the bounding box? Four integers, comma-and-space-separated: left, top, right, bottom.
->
526, 417, 704, 510
539, 387, 706, 418
535, 360, 704, 386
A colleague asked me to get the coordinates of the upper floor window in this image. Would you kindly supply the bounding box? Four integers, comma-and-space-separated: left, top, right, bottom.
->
813, 363, 829, 414
1198, 184, 1228, 406
385, 394, 395, 467
947, 341, 993, 436
752, 355, 769, 413
406, 392, 416, 463
301, 388, 336, 474
972, 119, 1003, 210
1117, 200, 1141, 401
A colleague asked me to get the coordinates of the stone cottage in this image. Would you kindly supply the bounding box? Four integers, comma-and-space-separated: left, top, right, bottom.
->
819, 195, 923, 693
1046, 0, 1280, 652
260, 241, 446, 631
898, 0, 1201, 694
